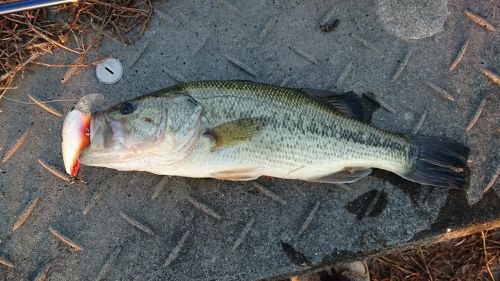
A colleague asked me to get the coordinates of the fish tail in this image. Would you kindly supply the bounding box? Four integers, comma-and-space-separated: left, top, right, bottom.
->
398, 135, 470, 189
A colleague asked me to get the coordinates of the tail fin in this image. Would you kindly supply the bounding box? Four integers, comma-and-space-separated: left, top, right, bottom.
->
399, 135, 470, 189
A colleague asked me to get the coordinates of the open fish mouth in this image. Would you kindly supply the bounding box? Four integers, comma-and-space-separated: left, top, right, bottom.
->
89, 111, 127, 151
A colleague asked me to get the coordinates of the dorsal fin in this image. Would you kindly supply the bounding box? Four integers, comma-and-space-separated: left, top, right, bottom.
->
302, 89, 379, 122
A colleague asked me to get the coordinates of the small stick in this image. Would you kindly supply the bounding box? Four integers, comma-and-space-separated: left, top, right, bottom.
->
351, 34, 377, 51
28, 95, 62, 117
61, 37, 95, 84
222, 53, 258, 78
481, 231, 495, 281
412, 110, 428, 134
252, 182, 287, 205
298, 201, 320, 236
465, 98, 486, 132
483, 168, 500, 193
193, 30, 212, 55
32, 61, 99, 68
364, 93, 396, 113
34, 263, 51, 281
464, 11, 496, 31
186, 196, 222, 220
336, 62, 352, 87
425, 82, 455, 101
449, 39, 470, 71
280, 77, 290, 87
95, 246, 121, 281
119, 212, 155, 235
363, 189, 382, 218
129, 40, 151, 68
0, 53, 40, 82
37, 159, 70, 182
151, 177, 170, 200
259, 17, 277, 40
48, 227, 84, 252
12, 197, 41, 232
480, 69, 500, 85
0, 258, 14, 268
164, 230, 190, 267
392, 50, 412, 81
164, 69, 186, 83
290, 47, 320, 65
24, 19, 82, 55
217, 0, 241, 15
83, 184, 113, 216
2, 127, 30, 163
232, 218, 254, 251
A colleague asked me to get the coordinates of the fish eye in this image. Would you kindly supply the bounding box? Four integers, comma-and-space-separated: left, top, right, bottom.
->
119, 102, 136, 115
85, 128, 90, 136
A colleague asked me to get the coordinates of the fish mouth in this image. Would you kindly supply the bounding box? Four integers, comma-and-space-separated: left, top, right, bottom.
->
89, 111, 127, 150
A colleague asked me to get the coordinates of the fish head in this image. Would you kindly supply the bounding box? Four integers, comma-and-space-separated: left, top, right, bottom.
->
91, 95, 168, 151
80, 92, 204, 169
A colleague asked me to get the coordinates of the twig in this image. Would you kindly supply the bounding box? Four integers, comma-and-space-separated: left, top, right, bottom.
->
425, 82, 455, 101
28, 95, 62, 117
164, 230, 190, 267
464, 10, 496, 31
232, 219, 254, 251
483, 168, 500, 193
0, 258, 14, 268
0, 53, 41, 82
252, 182, 287, 205
2, 127, 30, 163
24, 18, 82, 55
449, 39, 470, 71
392, 50, 412, 81
119, 212, 154, 235
186, 196, 222, 220
95, 246, 121, 281
481, 231, 496, 281
37, 159, 70, 182
298, 201, 320, 236
412, 110, 428, 134
34, 263, 51, 281
48, 227, 84, 252
465, 98, 486, 132
12, 197, 41, 232
480, 69, 500, 85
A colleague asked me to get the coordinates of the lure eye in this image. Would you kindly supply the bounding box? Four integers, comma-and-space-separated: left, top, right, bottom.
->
119, 101, 136, 115
85, 127, 90, 136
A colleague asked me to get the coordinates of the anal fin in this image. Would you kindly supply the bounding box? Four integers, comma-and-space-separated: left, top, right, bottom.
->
309, 167, 372, 184
211, 168, 259, 181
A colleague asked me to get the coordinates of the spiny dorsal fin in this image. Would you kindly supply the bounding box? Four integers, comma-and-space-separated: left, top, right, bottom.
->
206, 118, 262, 150
302, 89, 379, 122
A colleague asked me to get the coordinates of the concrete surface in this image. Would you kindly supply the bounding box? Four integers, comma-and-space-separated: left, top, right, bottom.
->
0, 0, 499, 280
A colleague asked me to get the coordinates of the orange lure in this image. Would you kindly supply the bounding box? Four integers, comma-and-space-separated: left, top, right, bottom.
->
62, 109, 91, 177
61, 94, 103, 177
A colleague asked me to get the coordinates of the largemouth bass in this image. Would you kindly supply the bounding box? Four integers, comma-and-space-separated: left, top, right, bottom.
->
65, 80, 469, 188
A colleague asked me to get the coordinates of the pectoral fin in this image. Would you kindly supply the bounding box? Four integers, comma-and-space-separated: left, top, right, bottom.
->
211, 168, 259, 181
309, 167, 372, 183
205, 118, 262, 150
